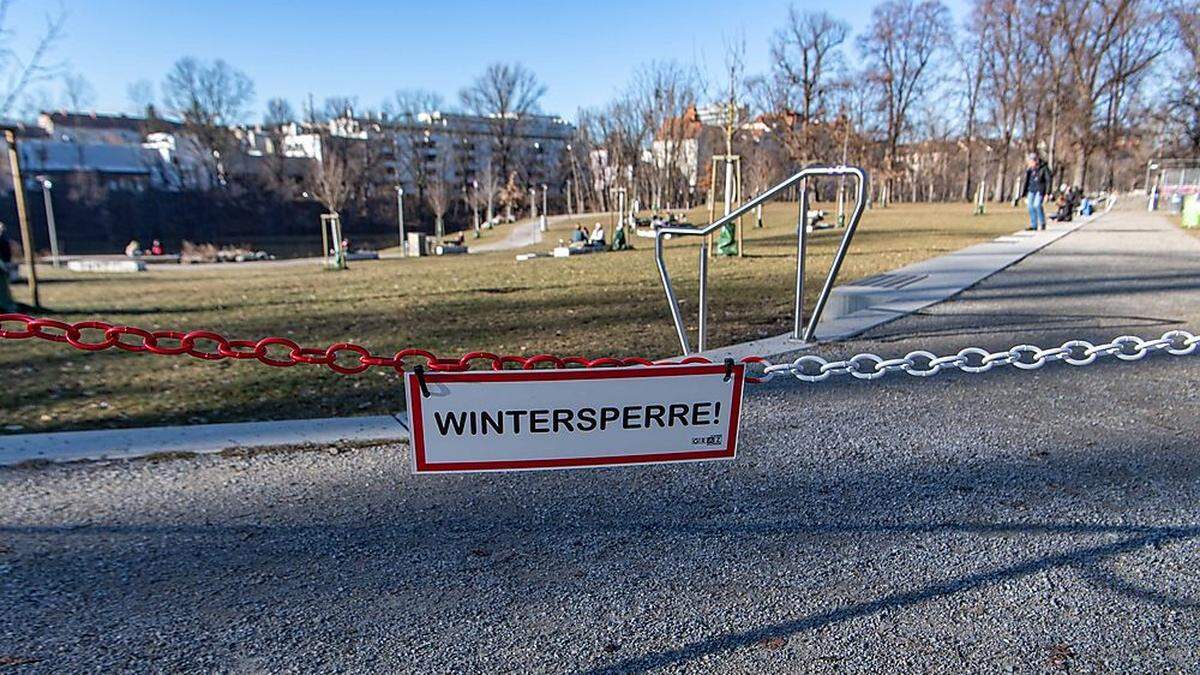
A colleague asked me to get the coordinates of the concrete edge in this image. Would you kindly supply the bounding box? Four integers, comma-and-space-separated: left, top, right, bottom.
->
0, 413, 411, 466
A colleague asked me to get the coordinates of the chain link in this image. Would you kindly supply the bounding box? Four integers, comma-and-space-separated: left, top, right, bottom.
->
765, 329, 1200, 382
3, 313, 1198, 386
0, 314, 778, 382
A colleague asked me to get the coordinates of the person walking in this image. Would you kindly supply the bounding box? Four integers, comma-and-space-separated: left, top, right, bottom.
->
1020, 152, 1052, 231
0, 222, 16, 313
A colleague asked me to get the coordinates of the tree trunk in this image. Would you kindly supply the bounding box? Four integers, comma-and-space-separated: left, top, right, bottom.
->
994, 141, 1010, 202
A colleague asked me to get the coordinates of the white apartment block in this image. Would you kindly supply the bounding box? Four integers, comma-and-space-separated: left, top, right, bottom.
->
288, 110, 576, 195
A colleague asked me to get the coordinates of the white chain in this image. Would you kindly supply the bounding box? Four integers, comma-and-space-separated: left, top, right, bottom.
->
746, 330, 1200, 383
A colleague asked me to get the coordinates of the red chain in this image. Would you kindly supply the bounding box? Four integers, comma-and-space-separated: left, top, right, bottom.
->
0, 314, 769, 382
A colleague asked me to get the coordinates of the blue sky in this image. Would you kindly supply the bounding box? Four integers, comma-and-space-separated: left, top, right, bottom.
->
11, 0, 969, 122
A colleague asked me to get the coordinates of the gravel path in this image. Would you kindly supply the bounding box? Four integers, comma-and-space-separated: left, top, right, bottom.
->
3, 203, 1199, 672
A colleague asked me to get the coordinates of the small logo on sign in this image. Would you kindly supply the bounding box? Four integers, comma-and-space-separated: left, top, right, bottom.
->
692, 434, 724, 447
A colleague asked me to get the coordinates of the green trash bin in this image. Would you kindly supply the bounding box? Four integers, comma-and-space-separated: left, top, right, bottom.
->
1183, 194, 1200, 229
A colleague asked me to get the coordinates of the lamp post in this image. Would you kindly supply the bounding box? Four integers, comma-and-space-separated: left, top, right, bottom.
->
565, 142, 575, 215
529, 187, 537, 223
1146, 162, 1161, 212
472, 180, 481, 238
539, 183, 547, 232
396, 185, 407, 256
36, 176, 60, 267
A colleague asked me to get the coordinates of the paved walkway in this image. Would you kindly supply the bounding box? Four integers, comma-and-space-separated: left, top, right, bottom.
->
468, 217, 543, 252
700, 212, 1094, 362
471, 212, 613, 253
3, 204, 1200, 671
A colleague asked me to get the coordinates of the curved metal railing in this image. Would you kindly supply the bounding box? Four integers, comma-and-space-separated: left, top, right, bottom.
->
654, 164, 868, 354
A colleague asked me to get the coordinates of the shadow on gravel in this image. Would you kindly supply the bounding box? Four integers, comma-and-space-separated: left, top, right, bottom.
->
588, 524, 1200, 674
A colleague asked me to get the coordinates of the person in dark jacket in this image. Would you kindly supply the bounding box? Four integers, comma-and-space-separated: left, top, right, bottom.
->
0, 222, 15, 312
1020, 152, 1052, 231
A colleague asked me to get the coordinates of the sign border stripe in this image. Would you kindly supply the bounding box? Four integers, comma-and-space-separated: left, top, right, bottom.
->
406, 364, 743, 473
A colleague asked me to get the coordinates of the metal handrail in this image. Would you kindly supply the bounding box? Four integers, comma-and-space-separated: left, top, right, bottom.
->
654, 164, 868, 354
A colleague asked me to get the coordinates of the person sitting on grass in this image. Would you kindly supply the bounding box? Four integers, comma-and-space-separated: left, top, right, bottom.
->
1051, 184, 1075, 222
150, 239, 164, 256
589, 224, 606, 247
610, 222, 630, 251
570, 224, 588, 244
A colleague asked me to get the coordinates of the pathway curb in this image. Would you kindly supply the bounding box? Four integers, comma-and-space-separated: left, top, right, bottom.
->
0, 414, 410, 466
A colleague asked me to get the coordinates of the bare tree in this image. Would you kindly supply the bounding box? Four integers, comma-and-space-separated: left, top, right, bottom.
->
322, 95, 357, 121
426, 152, 453, 239
264, 97, 295, 128
743, 137, 784, 226
459, 63, 546, 181
126, 78, 155, 114
261, 98, 297, 198
161, 57, 255, 188
630, 60, 703, 210
60, 72, 95, 110
1047, 0, 1154, 188
306, 138, 358, 216
0, 1, 65, 117
972, 0, 1036, 200
478, 157, 499, 226
858, 0, 952, 195
768, 8, 848, 163
1166, 0, 1200, 152
16, 86, 51, 119
596, 97, 650, 206
388, 88, 443, 202
573, 107, 611, 211
1098, 0, 1171, 189
955, 24, 988, 200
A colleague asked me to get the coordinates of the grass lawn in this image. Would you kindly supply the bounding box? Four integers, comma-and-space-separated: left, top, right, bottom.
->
1, 201, 1026, 434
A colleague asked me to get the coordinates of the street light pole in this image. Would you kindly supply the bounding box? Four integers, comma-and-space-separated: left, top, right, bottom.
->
396, 186, 406, 256
472, 180, 480, 238
36, 176, 60, 267
540, 184, 547, 232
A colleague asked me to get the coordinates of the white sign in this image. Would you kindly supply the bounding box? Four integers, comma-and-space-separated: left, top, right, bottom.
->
405, 363, 745, 473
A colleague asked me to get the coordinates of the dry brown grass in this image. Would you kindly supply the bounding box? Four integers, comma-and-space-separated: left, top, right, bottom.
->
1, 201, 1026, 433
